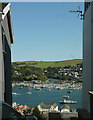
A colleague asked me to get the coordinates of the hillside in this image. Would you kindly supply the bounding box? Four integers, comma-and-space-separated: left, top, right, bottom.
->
12, 59, 82, 82
12, 59, 82, 69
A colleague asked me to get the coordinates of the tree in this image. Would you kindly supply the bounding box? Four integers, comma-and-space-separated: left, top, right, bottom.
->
33, 107, 43, 120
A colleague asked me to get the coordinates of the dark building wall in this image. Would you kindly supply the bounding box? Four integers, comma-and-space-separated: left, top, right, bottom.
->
0, 21, 4, 103
0, 4, 4, 103
84, 2, 92, 12
3, 35, 12, 106
83, 2, 93, 112
0, 11, 12, 106
83, 2, 92, 112
2, 12, 12, 106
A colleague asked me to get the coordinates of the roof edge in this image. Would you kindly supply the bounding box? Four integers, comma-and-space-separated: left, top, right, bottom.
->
2, 3, 14, 44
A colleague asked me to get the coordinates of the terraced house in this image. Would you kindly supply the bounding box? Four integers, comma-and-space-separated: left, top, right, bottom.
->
38, 102, 58, 114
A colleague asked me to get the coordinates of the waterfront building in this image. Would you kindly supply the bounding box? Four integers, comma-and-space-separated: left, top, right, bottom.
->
12, 102, 17, 108
24, 104, 29, 109
0, 3, 14, 106
60, 104, 70, 113
38, 102, 58, 114
60, 105, 78, 119
14, 104, 29, 115
18, 105, 24, 109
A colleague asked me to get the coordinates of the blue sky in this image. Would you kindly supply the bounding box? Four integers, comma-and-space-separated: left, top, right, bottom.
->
11, 2, 84, 62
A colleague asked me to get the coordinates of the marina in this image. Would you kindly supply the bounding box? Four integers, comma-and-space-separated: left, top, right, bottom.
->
12, 80, 82, 91
12, 79, 82, 110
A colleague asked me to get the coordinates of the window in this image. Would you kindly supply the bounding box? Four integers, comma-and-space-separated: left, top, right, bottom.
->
2, 27, 6, 54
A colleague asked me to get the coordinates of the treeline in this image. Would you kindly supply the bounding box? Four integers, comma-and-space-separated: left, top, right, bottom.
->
11, 65, 47, 82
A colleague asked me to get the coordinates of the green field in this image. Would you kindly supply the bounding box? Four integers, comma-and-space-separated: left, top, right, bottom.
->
13, 59, 82, 69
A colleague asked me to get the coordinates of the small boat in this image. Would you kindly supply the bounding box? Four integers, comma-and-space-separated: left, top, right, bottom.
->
67, 91, 72, 93
60, 99, 76, 104
12, 84, 15, 87
63, 95, 69, 99
55, 87, 61, 90
36, 88, 41, 90
26, 92, 32, 95
12, 92, 19, 96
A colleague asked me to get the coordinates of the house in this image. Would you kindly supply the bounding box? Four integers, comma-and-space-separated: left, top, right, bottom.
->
60, 105, 78, 119
48, 107, 78, 120
24, 104, 29, 109
0, 3, 14, 106
60, 104, 70, 113
14, 70, 19, 75
12, 102, 17, 108
18, 105, 24, 109
14, 104, 29, 115
38, 102, 58, 113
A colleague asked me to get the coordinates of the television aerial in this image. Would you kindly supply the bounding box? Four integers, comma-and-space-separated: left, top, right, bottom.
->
69, 6, 84, 20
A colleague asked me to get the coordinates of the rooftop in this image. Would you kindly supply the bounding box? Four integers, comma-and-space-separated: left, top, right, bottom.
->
61, 104, 70, 110
0, 2, 14, 44
39, 102, 58, 109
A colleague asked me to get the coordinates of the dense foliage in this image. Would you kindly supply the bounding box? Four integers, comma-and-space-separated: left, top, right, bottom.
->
11, 65, 47, 82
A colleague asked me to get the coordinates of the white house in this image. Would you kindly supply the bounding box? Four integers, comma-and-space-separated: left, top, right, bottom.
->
61, 105, 70, 113
38, 102, 58, 113
61, 105, 78, 118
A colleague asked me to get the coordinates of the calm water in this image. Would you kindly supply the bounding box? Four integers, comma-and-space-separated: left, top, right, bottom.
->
12, 79, 82, 110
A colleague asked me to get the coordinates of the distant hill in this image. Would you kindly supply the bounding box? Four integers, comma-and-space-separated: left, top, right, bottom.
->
12, 59, 82, 69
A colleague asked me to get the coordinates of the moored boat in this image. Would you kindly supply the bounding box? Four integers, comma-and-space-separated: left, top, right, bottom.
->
63, 95, 69, 99
36, 88, 41, 90
12, 92, 19, 96
60, 99, 76, 104
67, 91, 72, 93
26, 92, 32, 94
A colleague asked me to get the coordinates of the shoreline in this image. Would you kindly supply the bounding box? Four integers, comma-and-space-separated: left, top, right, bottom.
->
12, 79, 82, 90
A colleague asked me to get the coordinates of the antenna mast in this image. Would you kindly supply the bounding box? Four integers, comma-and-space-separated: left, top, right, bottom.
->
69, 6, 84, 20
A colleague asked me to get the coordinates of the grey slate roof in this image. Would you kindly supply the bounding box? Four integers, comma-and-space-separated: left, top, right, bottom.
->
39, 102, 57, 109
